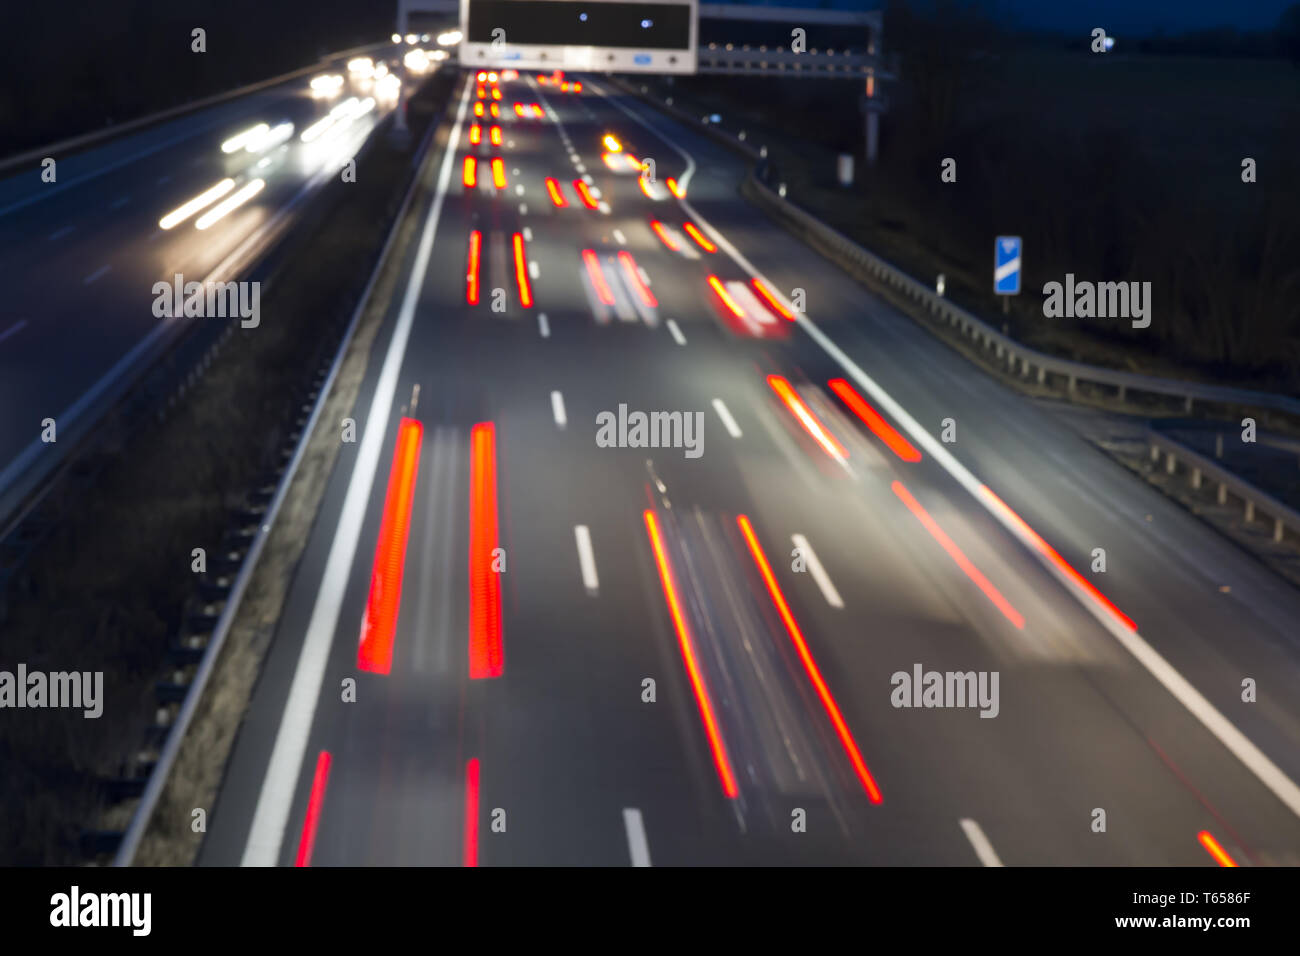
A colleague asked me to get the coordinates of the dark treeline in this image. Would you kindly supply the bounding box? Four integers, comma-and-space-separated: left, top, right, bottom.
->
669, 0, 1300, 389
0, 0, 394, 157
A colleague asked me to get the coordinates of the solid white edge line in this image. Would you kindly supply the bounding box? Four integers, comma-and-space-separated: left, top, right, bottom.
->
597, 82, 1300, 823
574, 524, 599, 594
665, 318, 686, 346
711, 397, 742, 439
551, 389, 567, 428
240, 78, 473, 867
622, 807, 651, 866
960, 818, 1004, 867
791, 533, 844, 609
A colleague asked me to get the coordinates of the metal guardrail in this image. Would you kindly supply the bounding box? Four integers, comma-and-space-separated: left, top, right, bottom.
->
110, 77, 448, 867
0, 42, 386, 175
1147, 430, 1300, 545
745, 175, 1300, 425
615, 78, 1300, 429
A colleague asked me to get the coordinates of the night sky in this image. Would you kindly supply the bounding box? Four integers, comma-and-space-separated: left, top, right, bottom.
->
733, 0, 1294, 34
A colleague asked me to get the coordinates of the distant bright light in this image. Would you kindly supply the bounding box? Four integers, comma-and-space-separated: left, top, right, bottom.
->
641, 19, 653, 28
244, 121, 293, 153
602, 134, 622, 152
1104, 35, 1115, 51
220, 123, 269, 153
579, 12, 588, 21
392, 33, 402, 43
310, 74, 344, 98
405, 34, 418, 44
404, 48, 430, 73
195, 178, 266, 231
437, 30, 463, 45
158, 178, 235, 230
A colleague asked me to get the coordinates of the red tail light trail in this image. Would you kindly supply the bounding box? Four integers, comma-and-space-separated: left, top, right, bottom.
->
978, 485, 1136, 631
737, 515, 883, 803
545, 177, 567, 207
892, 480, 1026, 630
466, 230, 481, 305
462, 155, 477, 188
463, 758, 481, 867
468, 423, 503, 679
828, 378, 922, 462
357, 417, 424, 673
574, 179, 598, 209
644, 510, 739, 799
1197, 830, 1238, 867
468, 124, 482, 145
683, 221, 716, 252
650, 220, 679, 251
293, 750, 333, 867
707, 274, 746, 320
491, 157, 506, 189
489, 125, 502, 146
767, 374, 848, 462
666, 177, 685, 198
618, 251, 657, 308
513, 232, 533, 308
583, 249, 615, 305
751, 278, 795, 320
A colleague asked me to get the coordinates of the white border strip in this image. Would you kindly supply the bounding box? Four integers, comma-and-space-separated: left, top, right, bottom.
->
240, 78, 473, 867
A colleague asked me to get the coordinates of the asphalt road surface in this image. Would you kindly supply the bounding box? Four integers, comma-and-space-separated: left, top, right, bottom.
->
0, 44, 426, 519
199, 69, 1300, 867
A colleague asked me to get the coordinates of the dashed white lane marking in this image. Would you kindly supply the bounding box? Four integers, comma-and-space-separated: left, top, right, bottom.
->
790, 534, 844, 609
666, 319, 686, 345
518, 203, 528, 214
514, 184, 525, 196
960, 819, 1004, 867
574, 525, 599, 595
623, 808, 651, 866
528, 260, 539, 280
538, 312, 550, 337
83, 265, 111, 285
602, 58, 1300, 825
522, 226, 533, 241
551, 389, 567, 428
711, 398, 743, 439
612, 228, 627, 245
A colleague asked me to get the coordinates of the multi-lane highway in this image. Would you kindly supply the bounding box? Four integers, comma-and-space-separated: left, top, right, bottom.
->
0, 43, 439, 519
189, 68, 1300, 867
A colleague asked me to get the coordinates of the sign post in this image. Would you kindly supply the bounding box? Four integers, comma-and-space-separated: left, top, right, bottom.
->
994, 235, 1021, 315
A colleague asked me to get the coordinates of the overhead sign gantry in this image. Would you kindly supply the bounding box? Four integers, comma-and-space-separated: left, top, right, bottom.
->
459, 0, 699, 74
